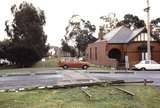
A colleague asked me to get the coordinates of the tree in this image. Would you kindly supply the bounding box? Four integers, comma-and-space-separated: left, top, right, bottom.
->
116, 14, 145, 29
76, 34, 97, 54
61, 39, 76, 57
100, 13, 118, 34
4, 2, 49, 66
62, 15, 97, 57
151, 18, 160, 26
0, 40, 11, 59
151, 18, 160, 40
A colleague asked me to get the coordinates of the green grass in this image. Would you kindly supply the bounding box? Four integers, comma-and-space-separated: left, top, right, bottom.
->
0, 57, 112, 71
0, 85, 159, 108
33, 60, 112, 70
33, 58, 58, 68
89, 64, 112, 70
0, 57, 59, 73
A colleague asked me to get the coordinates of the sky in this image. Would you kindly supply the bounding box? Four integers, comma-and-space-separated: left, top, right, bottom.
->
0, 0, 160, 47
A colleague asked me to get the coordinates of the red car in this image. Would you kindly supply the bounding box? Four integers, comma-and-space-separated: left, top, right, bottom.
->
58, 58, 89, 69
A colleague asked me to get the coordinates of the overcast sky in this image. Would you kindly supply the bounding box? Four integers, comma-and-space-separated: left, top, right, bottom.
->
0, 0, 159, 46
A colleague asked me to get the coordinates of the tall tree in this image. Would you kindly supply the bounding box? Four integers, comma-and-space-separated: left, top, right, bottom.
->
0, 40, 11, 60
100, 13, 118, 34
151, 18, 160, 40
61, 39, 76, 57
62, 15, 97, 57
5, 2, 49, 66
116, 14, 145, 29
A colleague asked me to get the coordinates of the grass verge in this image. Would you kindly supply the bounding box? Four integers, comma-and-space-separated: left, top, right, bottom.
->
0, 58, 112, 71
0, 85, 159, 108
33, 58, 58, 68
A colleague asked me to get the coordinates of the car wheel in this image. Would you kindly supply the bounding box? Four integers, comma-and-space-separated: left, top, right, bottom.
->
141, 67, 146, 71
82, 65, 88, 70
63, 65, 68, 69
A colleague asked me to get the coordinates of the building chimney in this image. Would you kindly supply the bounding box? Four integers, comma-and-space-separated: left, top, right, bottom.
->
98, 27, 105, 40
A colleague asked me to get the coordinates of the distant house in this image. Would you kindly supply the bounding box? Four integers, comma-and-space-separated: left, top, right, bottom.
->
49, 46, 71, 58
85, 26, 160, 68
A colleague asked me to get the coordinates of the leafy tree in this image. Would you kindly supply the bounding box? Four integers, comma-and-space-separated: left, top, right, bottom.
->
0, 40, 11, 59
61, 39, 76, 57
100, 13, 118, 34
151, 18, 160, 40
62, 15, 97, 57
76, 34, 97, 55
151, 18, 160, 26
116, 14, 145, 29
4, 2, 49, 66
5, 46, 41, 66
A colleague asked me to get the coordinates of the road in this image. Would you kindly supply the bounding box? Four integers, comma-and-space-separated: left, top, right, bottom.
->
91, 71, 160, 86
0, 73, 62, 90
0, 69, 160, 90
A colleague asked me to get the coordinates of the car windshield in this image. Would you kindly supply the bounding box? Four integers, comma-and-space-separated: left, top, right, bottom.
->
151, 60, 158, 64
138, 60, 158, 64
139, 61, 145, 64
60, 57, 79, 62
145, 61, 150, 64
139, 60, 158, 64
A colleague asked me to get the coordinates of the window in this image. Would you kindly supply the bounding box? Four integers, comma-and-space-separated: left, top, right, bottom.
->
151, 60, 158, 64
90, 48, 92, 60
145, 61, 150, 64
95, 47, 97, 60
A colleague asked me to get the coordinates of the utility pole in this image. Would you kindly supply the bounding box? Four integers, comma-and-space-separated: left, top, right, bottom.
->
144, 0, 151, 60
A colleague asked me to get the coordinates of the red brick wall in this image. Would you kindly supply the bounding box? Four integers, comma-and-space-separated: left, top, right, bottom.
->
86, 41, 160, 68
86, 41, 117, 67
126, 42, 160, 65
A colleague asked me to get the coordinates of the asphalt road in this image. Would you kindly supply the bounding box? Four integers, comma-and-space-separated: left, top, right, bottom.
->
0, 69, 160, 90
0, 73, 63, 90
91, 71, 160, 86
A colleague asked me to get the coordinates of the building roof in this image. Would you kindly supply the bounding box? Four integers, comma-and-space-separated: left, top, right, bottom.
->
98, 26, 145, 44
127, 27, 145, 42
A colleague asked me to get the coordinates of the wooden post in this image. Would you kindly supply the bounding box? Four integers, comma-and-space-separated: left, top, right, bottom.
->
80, 87, 92, 100
144, 79, 147, 86
115, 87, 135, 96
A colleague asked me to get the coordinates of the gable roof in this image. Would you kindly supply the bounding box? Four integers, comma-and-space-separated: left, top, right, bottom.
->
106, 26, 132, 43
127, 27, 145, 42
103, 26, 128, 41
101, 26, 145, 44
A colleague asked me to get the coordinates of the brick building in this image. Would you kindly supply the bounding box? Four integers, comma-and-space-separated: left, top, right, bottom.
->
85, 26, 160, 68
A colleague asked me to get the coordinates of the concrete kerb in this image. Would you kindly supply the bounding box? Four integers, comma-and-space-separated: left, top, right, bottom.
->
35, 72, 58, 75
0, 79, 154, 93
88, 71, 111, 74
88, 70, 135, 74
87, 70, 111, 74
0, 81, 108, 93
0, 72, 58, 77
6, 73, 31, 77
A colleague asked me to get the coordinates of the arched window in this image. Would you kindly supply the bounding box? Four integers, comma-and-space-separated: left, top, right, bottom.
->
108, 48, 121, 62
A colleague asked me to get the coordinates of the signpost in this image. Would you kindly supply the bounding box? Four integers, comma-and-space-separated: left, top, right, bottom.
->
125, 55, 129, 70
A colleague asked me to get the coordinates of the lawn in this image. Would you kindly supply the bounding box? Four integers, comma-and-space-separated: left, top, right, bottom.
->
0, 57, 113, 71
33, 58, 59, 68
33, 59, 112, 70
0, 58, 59, 73
0, 85, 159, 108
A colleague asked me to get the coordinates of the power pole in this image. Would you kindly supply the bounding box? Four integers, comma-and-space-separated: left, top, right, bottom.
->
144, 0, 151, 60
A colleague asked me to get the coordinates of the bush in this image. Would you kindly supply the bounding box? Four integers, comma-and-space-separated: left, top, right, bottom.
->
6, 46, 41, 67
